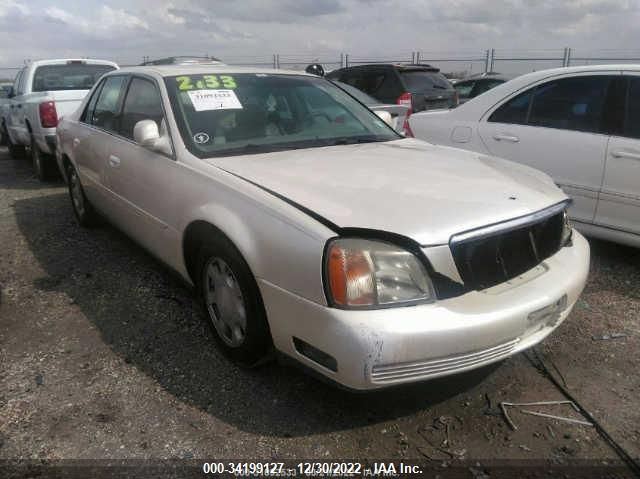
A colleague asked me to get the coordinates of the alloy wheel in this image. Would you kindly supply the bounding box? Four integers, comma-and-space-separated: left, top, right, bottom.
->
203, 257, 247, 347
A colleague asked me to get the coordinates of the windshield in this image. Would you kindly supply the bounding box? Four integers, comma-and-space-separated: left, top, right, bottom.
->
332, 80, 378, 105
400, 70, 452, 91
165, 73, 400, 158
32, 64, 116, 92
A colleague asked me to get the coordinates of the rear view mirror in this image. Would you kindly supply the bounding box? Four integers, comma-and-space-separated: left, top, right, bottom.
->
375, 110, 394, 127
133, 119, 160, 146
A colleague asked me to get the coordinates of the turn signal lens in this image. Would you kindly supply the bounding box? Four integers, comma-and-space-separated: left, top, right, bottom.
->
326, 238, 434, 308
327, 242, 375, 306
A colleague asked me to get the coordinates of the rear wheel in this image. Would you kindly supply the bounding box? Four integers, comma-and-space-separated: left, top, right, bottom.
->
196, 236, 272, 366
6, 128, 25, 159
66, 162, 98, 227
31, 136, 55, 181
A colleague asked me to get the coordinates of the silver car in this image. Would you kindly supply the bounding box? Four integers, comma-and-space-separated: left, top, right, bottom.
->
56, 66, 590, 390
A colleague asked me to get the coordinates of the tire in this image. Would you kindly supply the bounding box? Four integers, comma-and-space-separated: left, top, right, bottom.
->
66, 162, 99, 227
31, 136, 55, 181
196, 236, 272, 366
6, 129, 25, 159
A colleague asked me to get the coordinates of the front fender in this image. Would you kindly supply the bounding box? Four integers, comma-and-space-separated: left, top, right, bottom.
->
179, 195, 331, 306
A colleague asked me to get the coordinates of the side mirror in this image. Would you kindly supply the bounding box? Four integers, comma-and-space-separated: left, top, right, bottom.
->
7, 87, 15, 99
305, 63, 325, 77
133, 119, 173, 156
133, 119, 160, 146
374, 110, 394, 128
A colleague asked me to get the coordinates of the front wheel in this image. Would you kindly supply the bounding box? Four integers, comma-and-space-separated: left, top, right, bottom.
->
197, 237, 272, 366
66, 163, 98, 227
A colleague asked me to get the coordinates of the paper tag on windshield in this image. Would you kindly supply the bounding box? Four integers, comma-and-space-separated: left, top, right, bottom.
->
187, 90, 243, 112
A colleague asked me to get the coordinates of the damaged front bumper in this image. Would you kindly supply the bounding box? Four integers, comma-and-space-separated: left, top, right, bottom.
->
259, 231, 590, 390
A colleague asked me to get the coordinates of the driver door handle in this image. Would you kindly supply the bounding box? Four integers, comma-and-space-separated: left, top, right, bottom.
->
108, 155, 121, 168
492, 134, 520, 143
611, 149, 640, 161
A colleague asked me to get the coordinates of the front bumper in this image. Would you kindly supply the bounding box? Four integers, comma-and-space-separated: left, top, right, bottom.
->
259, 231, 590, 390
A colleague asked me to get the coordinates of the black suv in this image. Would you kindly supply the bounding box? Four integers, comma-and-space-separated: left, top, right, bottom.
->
326, 64, 457, 112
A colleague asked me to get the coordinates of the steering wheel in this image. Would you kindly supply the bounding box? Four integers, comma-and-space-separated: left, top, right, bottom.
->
302, 112, 332, 125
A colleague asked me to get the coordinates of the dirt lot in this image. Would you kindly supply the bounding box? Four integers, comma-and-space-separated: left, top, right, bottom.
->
0, 147, 639, 474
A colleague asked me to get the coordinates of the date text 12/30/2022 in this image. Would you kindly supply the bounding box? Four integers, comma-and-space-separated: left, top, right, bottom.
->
201, 462, 424, 476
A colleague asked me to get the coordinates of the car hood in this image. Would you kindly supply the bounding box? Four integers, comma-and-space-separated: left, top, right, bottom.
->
209, 138, 567, 245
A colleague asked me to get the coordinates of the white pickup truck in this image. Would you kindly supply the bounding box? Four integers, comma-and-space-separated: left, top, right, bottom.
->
1, 59, 118, 180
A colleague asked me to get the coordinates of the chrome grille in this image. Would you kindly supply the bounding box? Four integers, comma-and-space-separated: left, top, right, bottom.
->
450, 202, 567, 291
371, 339, 519, 383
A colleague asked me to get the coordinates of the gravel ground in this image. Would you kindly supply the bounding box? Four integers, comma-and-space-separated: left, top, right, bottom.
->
0, 147, 639, 473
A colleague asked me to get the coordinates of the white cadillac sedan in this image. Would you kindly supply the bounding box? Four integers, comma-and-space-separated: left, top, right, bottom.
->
56, 66, 590, 390
409, 65, 640, 248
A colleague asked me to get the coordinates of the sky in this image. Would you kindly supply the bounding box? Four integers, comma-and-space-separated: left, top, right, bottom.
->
0, 0, 639, 70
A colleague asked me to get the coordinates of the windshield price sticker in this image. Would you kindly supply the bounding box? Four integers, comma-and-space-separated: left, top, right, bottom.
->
176, 75, 237, 91
187, 89, 243, 112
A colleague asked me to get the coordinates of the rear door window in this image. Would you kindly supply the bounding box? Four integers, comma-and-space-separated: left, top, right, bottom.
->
488, 89, 533, 125
472, 79, 504, 97
624, 77, 640, 139
91, 76, 127, 132
528, 76, 610, 133
32, 63, 116, 92
489, 76, 612, 134
341, 70, 365, 90
358, 70, 399, 102
119, 77, 164, 140
454, 81, 475, 99
400, 70, 451, 91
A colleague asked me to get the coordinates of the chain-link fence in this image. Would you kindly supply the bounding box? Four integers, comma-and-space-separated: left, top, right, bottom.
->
3, 48, 640, 81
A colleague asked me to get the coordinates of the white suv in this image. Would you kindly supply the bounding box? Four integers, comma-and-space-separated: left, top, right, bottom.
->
2, 59, 117, 180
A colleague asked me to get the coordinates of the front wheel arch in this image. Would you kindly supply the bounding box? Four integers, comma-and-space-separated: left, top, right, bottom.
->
184, 221, 273, 364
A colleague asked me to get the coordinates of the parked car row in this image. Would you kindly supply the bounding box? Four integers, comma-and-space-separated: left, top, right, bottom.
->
50, 62, 589, 389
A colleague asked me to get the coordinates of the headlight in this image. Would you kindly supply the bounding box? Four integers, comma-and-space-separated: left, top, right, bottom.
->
325, 238, 435, 308
561, 210, 573, 246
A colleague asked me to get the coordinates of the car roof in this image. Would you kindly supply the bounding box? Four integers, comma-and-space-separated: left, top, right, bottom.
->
140, 56, 224, 66
446, 64, 640, 118
457, 73, 511, 83
27, 59, 118, 67
112, 65, 312, 77
332, 63, 440, 72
